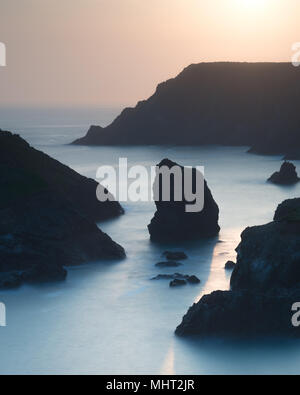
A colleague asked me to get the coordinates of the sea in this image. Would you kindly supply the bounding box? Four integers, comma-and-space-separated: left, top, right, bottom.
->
0, 106, 300, 375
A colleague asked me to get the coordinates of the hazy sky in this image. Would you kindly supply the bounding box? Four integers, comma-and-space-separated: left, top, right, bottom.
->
0, 0, 299, 107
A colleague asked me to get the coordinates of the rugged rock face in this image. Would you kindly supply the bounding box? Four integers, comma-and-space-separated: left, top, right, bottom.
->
148, 159, 220, 242
0, 131, 125, 289
176, 198, 300, 337
225, 261, 236, 270
0, 130, 123, 221
175, 288, 300, 337
231, 198, 300, 291
268, 162, 300, 185
73, 62, 300, 159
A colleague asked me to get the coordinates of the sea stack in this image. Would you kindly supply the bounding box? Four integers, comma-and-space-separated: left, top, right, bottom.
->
268, 161, 300, 185
148, 159, 220, 242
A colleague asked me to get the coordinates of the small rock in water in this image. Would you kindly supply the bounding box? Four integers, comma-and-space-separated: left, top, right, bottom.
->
151, 274, 176, 280
186, 275, 201, 284
170, 279, 187, 287
151, 273, 200, 284
225, 261, 236, 270
155, 261, 182, 268
268, 161, 300, 185
163, 251, 188, 261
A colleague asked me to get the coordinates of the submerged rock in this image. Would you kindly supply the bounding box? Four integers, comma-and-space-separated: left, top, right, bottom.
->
186, 275, 201, 284
170, 279, 187, 287
151, 273, 200, 284
163, 251, 188, 261
0, 131, 125, 289
148, 159, 220, 242
155, 261, 183, 268
268, 161, 300, 185
225, 261, 236, 270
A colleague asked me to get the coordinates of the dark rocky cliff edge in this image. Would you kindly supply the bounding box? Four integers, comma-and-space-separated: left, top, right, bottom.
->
176, 198, 300, 337
0, 131, 125, 289
73, 62, 300, 159
148, 159, 220, 242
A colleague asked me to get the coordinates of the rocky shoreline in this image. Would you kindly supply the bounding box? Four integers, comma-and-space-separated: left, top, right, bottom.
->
0, 131, 125, 289
176, 198, 300, 337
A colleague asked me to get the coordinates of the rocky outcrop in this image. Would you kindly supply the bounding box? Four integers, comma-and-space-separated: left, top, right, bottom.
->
148, 159, 220, 242
225, 261, 236, 270
0, 130, 123, 221
175, 288, 300, 337
268, 162, 300, 185
176, 198, 300, 337
162, 251, 188, 261
170, 279, 187, 287
151, 273, 200, 284
0, 131, 125, 289
155, 261, 182, 268
231, 198, 300, 291
72, 62, 300, 159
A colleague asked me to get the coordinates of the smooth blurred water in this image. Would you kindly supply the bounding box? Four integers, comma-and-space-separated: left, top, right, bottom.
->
1, 108, 300, 375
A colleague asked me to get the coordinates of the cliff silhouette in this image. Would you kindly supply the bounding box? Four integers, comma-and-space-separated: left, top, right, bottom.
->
73, 62, 300, 158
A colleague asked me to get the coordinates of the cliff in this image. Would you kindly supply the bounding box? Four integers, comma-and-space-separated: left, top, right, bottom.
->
176, 198, 300, 337
73, 62, 300, 158
0, 131, 125, 289
1, 130, 123, 221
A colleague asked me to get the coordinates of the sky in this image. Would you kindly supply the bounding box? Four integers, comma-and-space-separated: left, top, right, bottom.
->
0, 0, 299, 107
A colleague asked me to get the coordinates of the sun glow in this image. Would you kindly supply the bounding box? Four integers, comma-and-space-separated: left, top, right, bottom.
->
238, 0, 269, 9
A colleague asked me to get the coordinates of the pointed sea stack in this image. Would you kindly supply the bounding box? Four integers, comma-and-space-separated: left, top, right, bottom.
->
268, 161, 300, 185
148, 159, 220, 242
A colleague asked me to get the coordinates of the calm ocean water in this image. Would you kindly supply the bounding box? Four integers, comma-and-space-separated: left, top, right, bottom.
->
1, 107, 300, 374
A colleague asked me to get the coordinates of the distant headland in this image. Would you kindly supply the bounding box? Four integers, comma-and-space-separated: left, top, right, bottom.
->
73, 62, 300, 159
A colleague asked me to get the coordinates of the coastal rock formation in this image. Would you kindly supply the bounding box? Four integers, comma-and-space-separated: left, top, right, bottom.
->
0, 131, 125, 289
148, 159, 220, 242
231, 198, 300, 291
0, 130, 123, 222
163, 251, 188, 261
186, 275, 201, 284
170, 279, 187, 287
175, 288, 300, 337
225, 261, 236, 270
268, 162, 300, 185
151, 273, 200, 284
155, 261, 182, 268
176, 198, 300, 337
73, 62, 300, 159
